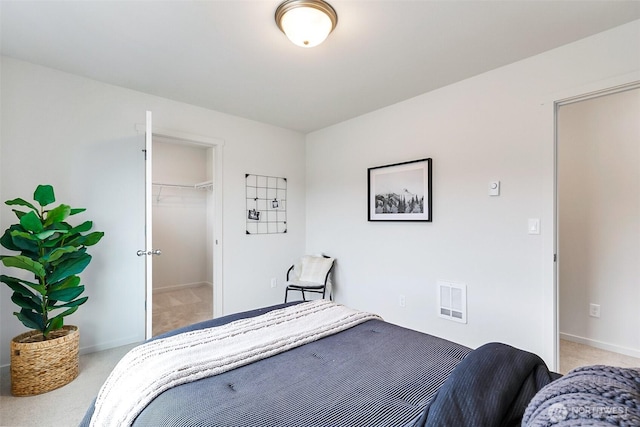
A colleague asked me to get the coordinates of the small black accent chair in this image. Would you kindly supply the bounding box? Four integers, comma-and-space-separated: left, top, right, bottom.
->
284, 255, 335, 303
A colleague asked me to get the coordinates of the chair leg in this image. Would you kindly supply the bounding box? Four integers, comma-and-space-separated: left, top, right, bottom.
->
301, 289, 306, 301
284, 287, 289, 303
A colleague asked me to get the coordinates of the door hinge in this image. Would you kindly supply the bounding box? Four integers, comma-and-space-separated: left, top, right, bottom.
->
554, 253, 557, 262
142, 148, 147, 160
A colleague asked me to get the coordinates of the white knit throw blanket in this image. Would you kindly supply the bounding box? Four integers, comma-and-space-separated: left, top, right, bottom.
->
90, 300, 381, 427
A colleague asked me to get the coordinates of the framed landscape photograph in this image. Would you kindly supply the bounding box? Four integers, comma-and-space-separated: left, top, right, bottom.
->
368, 158, 432, 222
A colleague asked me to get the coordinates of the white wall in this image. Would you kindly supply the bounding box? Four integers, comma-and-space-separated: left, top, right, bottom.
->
152, 141, 210, 291
2, 22, 638, 371
305, 20, 640, 369
0, 57, 306, 366
558, 88, 640, 357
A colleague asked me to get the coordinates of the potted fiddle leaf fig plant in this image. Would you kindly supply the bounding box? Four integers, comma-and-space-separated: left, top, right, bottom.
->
0, 184, 104, 396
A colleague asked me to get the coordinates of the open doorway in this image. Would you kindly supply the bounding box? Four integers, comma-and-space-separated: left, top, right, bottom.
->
556, 85, 640, 374
150, 136, 215, 336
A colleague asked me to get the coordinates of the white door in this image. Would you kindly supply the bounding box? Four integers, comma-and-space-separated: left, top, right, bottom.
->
138, 111, 161, 339
137, 113, 224, 339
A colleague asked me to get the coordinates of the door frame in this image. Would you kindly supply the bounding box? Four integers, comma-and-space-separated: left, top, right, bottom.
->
551, 78, 640, 370
137, 123, 225, 339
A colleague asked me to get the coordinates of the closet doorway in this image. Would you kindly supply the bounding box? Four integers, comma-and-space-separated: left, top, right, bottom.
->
151, 136, 216, 336
556, 84, 640, 373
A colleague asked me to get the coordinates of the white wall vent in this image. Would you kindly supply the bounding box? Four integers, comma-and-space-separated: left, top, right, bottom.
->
438, 281, 467, 324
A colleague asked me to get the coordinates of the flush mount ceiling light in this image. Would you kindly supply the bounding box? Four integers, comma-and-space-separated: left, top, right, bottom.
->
275, 0, 338, 48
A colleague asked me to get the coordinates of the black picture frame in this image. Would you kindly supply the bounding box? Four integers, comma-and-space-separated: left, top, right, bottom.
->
367, 158, 432, 222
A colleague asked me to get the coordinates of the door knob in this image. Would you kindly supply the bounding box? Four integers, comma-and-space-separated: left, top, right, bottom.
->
137, 249, 162, 256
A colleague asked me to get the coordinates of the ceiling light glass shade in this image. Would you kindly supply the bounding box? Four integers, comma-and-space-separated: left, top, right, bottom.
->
276, 0, 338, 48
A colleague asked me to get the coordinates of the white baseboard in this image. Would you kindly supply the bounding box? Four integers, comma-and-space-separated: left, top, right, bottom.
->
560, 332, 640, 359
153, 281, 213, 294
79, 335, 143, 357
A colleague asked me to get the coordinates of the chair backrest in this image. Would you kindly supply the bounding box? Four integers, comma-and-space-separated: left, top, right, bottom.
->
291, 255, 335, 285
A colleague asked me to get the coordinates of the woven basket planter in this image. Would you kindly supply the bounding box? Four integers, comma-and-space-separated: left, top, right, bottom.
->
10, 325, 79, 396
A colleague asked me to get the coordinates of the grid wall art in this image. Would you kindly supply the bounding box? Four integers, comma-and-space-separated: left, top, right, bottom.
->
246, 174, 287, 234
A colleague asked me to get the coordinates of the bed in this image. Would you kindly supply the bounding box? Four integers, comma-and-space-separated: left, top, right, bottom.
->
80, 300, 561, 427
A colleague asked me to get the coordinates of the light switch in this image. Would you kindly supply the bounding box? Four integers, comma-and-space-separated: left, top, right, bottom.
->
528, 218, 540, 235
489, 181, 500, 196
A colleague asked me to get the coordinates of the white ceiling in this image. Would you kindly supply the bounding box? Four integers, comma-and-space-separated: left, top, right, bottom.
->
2, 1, 639, 133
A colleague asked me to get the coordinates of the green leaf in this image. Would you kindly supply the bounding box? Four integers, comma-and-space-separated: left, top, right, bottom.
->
11, 292, 42, 311
69, 221, 92, 234
5, 197, 37, 212
10, 229, 39, 247
9, 235, 39, 254
56, 222, 72, 231
19, 211, 44, 233
11, 209, 27, 220
49, 248, 86, 268
34, 185, 56, 207
0, 226, 24, 251
46, 246, 78, 263
16, 308, 45, 332
48, 285, 84, 302
35, 229, 63, 240
1, 276, 32, 296
48, 275, 81, 292
45, 316, 64, 335
70, 208, 86, 216
1, 255, 45, 278
49, 298, 87, 310
0, 275, 45, 297
42, 233, 67, 248
10, 229, 38, 240
83, 231, 105, 247
47, 253, 91, 283
62, 235, 83, 248
44, 204, 71, 227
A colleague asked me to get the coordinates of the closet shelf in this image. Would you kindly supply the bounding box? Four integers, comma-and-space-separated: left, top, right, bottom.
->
194, 180, 214, 189
152, 181, 213, 202
152, 181, 213, 190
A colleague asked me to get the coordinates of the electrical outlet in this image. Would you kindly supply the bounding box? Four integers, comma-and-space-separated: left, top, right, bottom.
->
589, 303, 600, 318
270, 277, 277, 288
399, 294, 406, 308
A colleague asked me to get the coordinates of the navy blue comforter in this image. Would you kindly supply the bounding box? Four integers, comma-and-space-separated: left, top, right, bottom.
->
81, 303, 555, 427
